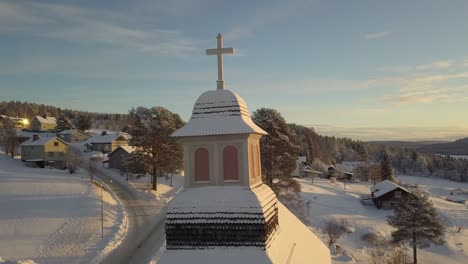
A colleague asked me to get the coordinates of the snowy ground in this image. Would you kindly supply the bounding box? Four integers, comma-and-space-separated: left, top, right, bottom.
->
0, 153, 125, 264
99, 166, 184, 205
299, 175, 468, 264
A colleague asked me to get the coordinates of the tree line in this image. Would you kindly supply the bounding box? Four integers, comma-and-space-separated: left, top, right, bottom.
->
0, 101, 129, 131
2, 101, 467, 183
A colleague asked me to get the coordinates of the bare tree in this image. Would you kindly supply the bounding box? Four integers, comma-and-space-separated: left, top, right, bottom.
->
386, 247, 412, 264
323, 217, 350, 246
1, 119, 18, 158
65, 147, 82, 174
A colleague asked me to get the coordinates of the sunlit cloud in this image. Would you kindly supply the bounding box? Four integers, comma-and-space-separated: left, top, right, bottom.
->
365, 31, 391, 40
377, 60, 456, 72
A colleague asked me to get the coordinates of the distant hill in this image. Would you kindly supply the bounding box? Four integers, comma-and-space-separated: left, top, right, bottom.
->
367, 140, 448, 150
418, 138, 468, 155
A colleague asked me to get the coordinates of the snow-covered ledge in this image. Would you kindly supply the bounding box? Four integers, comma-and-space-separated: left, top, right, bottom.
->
160, 202, 331, 264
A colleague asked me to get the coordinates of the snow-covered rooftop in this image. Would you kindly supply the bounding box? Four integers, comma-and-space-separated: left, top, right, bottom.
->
21, 136, 67, 147
58, 129, 85, 135
370, 179, 410, 198
17, 131, 55, 138
172, 89, 267, 137
109, 146, 137, 155
35, 116, 57, 124
87, 134, 128, 144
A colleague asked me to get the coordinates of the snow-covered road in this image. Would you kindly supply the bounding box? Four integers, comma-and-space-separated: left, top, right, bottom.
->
89, 166, 167, 264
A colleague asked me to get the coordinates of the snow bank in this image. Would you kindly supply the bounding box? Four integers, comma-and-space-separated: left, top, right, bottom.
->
89, 178, 128, 264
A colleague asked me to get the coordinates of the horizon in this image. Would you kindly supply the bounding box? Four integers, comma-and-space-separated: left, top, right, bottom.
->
1, 0, 467, 141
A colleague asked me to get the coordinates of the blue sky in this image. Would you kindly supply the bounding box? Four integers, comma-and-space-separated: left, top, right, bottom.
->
1, 0, 467, 140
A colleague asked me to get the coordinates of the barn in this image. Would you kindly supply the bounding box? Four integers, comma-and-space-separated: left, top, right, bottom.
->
370, 180, 411, 209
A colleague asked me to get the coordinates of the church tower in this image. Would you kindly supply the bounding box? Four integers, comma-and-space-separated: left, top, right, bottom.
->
166, 34, 279, 249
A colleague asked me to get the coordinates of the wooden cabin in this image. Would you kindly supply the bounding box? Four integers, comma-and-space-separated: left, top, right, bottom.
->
370, 180, 411, 209
107, 146, 144, 173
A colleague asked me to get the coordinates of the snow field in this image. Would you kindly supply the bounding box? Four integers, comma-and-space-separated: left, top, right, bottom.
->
298, 175, 468, 264
0, 153, 126, 264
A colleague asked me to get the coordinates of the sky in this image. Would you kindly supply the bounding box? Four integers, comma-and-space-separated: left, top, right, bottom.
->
1, 0, 467, 141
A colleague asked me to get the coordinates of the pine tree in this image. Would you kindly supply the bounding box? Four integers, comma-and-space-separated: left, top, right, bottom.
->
387, 193, 445, 264
127, 106, 184, 191
56, 115, 72, 132
380, 150, 393, 181
74, 113, 91, 131
252, 108, 300, 187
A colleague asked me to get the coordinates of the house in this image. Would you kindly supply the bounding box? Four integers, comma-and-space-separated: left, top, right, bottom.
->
0, 115, 29, 129
58, 129, 89, 143
86, 134, 129, 153
21, 135, 69, 169
30, 115, 57, 131
370, 180, 411, 209
291, 155, 307, 177
107, 146, 144, 173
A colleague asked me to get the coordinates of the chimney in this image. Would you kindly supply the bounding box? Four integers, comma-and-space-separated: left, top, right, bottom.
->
32, 135, 39, 141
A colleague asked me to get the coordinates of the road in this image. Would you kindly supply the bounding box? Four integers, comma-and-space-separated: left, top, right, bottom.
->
87, 165, 167, 264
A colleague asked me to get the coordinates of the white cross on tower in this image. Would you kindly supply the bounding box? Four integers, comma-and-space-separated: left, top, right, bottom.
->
206, 33, 235, 90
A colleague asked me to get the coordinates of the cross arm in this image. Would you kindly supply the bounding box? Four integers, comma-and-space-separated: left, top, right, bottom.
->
206, 47, 235, 55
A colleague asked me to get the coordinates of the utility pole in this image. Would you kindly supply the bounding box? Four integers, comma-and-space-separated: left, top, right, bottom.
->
101, 183, 104, 238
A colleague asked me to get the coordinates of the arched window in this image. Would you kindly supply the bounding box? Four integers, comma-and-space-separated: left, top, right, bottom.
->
223, 145, 239, 181
195, 147, 209, 182
249, 144, 254, 177
255, 145, 261, 176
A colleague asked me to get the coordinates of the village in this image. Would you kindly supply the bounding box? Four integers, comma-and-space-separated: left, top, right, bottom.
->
1, 1, 468, 264
2, 107, 468, 264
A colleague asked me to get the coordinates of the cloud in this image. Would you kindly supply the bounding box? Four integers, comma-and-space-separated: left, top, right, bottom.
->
312, 125, 468, 141
0, 2, 200, 56
365, 31, 391, 40
225, 0, 314, 40
464, 57, 468, 67
377, 60, 456, 72
369, 72, 468, 105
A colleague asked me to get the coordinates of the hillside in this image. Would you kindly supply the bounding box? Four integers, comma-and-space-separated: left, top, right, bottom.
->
419, 138, 468, 155
368, 140, 447, 150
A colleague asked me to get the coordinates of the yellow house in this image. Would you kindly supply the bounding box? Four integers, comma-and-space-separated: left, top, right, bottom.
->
30, 116, 57, 131
21, 136, 69, 169
86, 134, 129, 153
58, 129, 90, 143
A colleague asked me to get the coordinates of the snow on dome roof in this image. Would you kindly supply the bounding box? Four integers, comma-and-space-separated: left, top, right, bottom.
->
172, 89, 267, 137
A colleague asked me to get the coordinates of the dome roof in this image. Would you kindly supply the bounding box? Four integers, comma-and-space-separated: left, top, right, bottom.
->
172, 89, 267, 137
